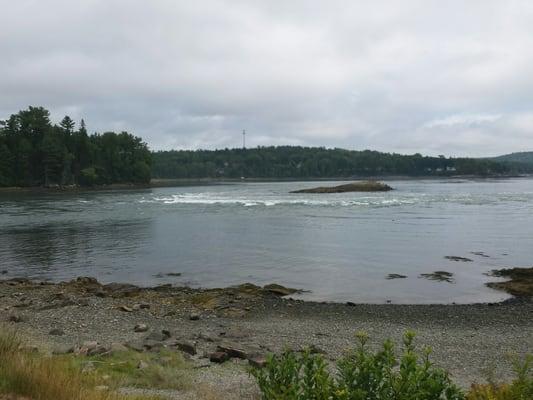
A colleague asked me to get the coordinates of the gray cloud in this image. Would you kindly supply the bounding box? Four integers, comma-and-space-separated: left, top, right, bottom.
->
1, 0, 533, 156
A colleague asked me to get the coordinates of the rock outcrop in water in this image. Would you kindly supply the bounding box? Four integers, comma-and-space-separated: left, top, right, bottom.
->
290, 181, 393, 194
486, 267, 533, 297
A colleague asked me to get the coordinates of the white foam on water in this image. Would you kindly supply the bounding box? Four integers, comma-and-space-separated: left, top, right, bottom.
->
138, 193, 417, 208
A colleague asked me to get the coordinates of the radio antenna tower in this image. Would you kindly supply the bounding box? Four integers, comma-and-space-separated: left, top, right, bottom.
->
242, 129, 246, 149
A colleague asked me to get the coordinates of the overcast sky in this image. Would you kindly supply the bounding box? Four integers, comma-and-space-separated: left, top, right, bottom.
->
1, 1, 533, 156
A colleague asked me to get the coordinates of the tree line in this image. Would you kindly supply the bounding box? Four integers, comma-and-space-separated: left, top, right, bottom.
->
0, 106, 151, 187
2, 106, 531, 187
152, 147, 531, 179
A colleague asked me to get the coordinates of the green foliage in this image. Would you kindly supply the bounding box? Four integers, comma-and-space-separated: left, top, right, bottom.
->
0, 106, 152, 187
467, 355, 533, 400
152, 147, 529, 179
252, 351, 333, 400
252, 331, 464, 400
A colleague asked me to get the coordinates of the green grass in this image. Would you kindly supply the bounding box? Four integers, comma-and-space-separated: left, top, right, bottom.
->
0, 328, 161, 400
60, 348, 192, 390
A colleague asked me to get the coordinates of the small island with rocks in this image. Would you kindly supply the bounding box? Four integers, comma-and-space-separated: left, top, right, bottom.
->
290, 180, 393, 193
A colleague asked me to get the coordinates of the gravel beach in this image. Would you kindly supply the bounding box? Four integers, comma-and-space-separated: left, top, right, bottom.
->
1, 277, 532, 398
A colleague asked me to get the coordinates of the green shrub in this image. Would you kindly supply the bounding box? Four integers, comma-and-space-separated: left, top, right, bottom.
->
252, 331, 464, 400
467, 355, 532, 400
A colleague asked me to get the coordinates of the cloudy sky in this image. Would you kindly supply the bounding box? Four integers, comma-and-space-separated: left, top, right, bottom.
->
1, 1, 533, 156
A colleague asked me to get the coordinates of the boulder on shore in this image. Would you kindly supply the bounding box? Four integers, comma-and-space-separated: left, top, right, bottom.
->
290, 181, 393, 194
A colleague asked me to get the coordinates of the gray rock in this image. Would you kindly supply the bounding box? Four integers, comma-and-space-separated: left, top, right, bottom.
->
134, 323, 149, 333
8, 314, 23, 323
216, 344, 248, 359
49, 328, 65, 336
87, 344, 109, 356
103, 282, 140, 298
189, 312, 201, 321
109, 342, 128, 354
209, 351, 229, 363
248, 355, 267, 368
124, 340, 144, 352
132, 303, 151, 310
175, 341, 197, 355
137, 360, 149, 369
143, 340, 164, 352
144, 331, 168, 342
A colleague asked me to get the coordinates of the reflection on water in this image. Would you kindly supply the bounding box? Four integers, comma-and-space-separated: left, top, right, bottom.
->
0, 218, 152, 280
1, 179, 533, 303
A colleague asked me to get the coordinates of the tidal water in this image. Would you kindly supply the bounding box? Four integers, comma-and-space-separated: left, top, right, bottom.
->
1, 178, 533, 304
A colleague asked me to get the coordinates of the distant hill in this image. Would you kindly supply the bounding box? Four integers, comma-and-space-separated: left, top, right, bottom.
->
492, 151, 533, 164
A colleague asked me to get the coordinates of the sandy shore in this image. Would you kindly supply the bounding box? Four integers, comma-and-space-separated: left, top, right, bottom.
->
1, 277, 532, 398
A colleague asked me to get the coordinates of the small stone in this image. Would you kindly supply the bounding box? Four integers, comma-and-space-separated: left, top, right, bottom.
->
248, 355, 267, 368
163, 310, 176, 317
197, 332, 217, 342
137, 360, 149, 369
162, 329, 172, 338
175, 341, 196, 355
13, 301, 32, 308
134, 323, 149, 333
87, 345, 109, 356
49, 328, 65, 336
144, 331, 167, 342
109, 342, 128, 354
143, 340, 164, 352
119, 305, 133, 312
189, 312, 201, 321
77, 298, 90, 307
8, 314, 23, 323
82, 341, 99, 350
95, 385, 109, 391
216, 344, 247, 359
209, 351, 229, 363
124, 340, 144, 352
77, 340, 99, 355
94, 289, 107, 298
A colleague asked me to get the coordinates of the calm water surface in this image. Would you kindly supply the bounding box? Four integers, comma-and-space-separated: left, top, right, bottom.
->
1, 179, 533, 304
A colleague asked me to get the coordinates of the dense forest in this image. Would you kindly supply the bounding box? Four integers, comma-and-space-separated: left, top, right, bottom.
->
1, 106, 531, 187
152, 147, 532, 179
0, 107, 151, 187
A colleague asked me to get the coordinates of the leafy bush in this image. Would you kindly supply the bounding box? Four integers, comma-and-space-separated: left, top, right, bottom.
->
252, 331, 464, 400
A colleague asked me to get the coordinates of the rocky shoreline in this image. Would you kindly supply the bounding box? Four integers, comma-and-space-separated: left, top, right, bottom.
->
1, 276, 532, 398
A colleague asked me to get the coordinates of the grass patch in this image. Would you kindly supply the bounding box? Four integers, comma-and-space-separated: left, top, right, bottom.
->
0, 329, 160, 400
60, 348, 192, 390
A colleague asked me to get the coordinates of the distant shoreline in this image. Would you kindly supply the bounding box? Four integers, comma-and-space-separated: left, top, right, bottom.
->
0, 174, 531, 194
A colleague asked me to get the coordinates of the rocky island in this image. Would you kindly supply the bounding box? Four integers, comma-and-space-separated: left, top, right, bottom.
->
290, 180, 393, 193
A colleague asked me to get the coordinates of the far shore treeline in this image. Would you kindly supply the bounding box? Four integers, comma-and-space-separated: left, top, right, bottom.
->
1, 106, 532, 188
